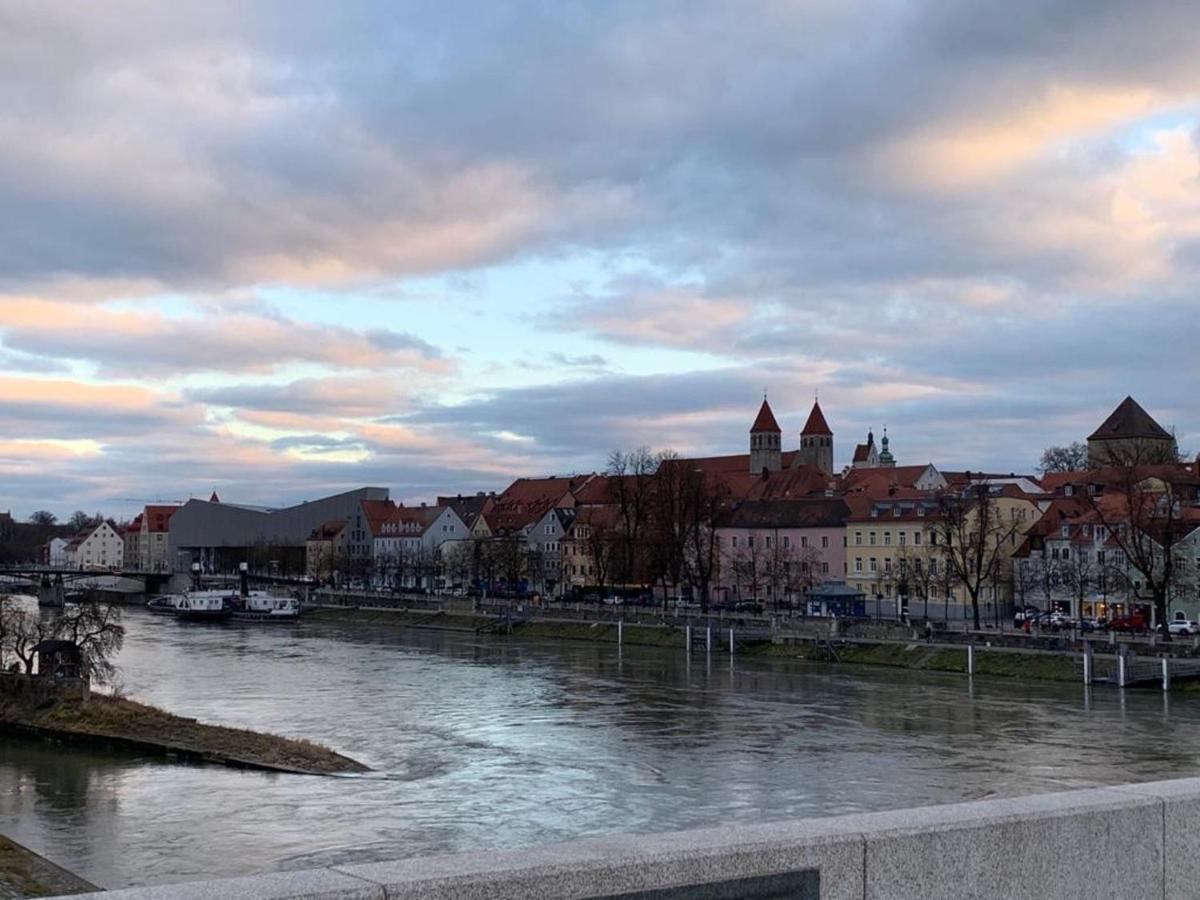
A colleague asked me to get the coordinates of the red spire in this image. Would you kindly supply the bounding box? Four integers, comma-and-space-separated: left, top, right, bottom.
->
209, 491, 220, 503
750, 398, 781, 433
801, 400, 832, 436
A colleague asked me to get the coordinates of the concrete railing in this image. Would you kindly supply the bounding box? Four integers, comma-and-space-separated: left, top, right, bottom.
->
55, 777, 1200, 899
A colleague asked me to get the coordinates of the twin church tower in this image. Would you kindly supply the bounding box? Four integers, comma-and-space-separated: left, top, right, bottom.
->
748, 397, 833, 475
747, 396, 894, 476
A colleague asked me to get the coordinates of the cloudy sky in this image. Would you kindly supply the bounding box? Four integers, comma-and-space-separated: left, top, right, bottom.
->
3, 0, 1199, 519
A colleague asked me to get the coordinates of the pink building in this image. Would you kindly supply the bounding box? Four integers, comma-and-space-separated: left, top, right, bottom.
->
715, 498, 848, 608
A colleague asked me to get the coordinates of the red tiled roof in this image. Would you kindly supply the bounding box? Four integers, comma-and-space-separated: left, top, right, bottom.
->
750, 399, 781, 433
851, 443, 871, 463
1088, 396, 1173, 442
720, 498, 848, 529
143, 505, 181, 534
839, 465, 932, 495
360, 499, 397, 538
680, 450, 802, 476
800, 400, 832, 436
490, 475, 592, 532
309, 519, 347, 540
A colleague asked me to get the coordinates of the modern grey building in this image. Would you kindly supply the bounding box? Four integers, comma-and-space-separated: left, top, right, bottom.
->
168, 487, 389, 574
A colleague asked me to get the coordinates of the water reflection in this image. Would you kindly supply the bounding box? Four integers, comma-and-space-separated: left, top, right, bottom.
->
3, 609, 1200, 889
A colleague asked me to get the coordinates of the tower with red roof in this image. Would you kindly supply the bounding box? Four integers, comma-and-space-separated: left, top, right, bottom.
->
797, 399, 834, 475
749, 397, 782, 473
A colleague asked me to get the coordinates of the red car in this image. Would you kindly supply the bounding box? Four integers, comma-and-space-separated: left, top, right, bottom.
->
1108, 613, 1150, 634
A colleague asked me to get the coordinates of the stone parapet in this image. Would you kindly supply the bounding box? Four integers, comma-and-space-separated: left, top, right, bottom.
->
55, 777, 1200, 899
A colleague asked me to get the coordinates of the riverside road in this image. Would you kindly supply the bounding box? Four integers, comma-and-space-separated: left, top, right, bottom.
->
5, 607, 1200, 891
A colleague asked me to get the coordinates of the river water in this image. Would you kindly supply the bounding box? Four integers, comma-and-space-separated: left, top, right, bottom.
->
4, 608, 1200, 890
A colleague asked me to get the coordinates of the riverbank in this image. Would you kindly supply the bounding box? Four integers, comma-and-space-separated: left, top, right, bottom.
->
0, 833, 96, 898
307, 607, 1083, 683
0, 691, 368, 776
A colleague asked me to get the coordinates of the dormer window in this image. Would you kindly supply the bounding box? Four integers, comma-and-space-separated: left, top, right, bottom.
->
1061, 524, 1070, 538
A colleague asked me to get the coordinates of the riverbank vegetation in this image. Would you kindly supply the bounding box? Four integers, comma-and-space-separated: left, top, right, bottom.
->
311, 606, 1085, 683
0, 691, 368, 775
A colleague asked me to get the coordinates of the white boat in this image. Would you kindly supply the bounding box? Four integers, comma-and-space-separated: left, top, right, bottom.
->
228, 591, 302, 622
146, 594, 179, 615
174, 590, 233, 622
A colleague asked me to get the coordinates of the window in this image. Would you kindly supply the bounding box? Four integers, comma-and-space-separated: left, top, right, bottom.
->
800, 535, 807, 548
783, 536, 790, 549
884, 531, 892, 546
1064, 485, 1074, 496
1060, 524, 1070, 538
884, 558, 892, 574
855, 532, 863, 546
869, 557, 877, 573
893, 506, 902, 518
1062, 548, 1070, 560
822, 536, 829, 549
929, 559, 938, 575
748, 535, 755, 548
917, 506, 926, 518
869, 532, 876, 545
854, 557, 863, 573
765, 536, 772, 548
899, 531, 906, 545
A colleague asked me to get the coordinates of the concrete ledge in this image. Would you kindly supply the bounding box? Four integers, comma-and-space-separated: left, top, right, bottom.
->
54, 778, 1200, 900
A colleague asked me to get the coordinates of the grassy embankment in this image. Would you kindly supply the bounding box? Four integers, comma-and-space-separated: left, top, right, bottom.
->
0, 835, 96, 898
0, 692, 368, 776
310, 607, 1079, 682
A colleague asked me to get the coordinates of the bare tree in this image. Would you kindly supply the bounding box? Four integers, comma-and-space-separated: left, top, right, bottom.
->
1038, 442, 1089, 475
1085, 453, 1192, 640
934, 486, 1023, 630
0, 595, 124, 684
606, 448, 657, 587
28, 510, 57, 526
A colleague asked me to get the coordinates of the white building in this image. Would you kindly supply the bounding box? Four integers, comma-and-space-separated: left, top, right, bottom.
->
72, 521, 124, 570
47, 537, 70, 567
372, 504, 469, 590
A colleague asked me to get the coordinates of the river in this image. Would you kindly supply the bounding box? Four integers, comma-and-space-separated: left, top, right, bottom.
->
3, 607, 1200, 890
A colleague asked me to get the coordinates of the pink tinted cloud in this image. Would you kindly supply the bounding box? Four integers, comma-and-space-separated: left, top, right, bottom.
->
0, 299, 453, 376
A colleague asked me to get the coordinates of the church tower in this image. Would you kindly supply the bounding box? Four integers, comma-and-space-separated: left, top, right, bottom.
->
749, 397, 782, 473
878, 427, 895, 468
797, 399, 834, 475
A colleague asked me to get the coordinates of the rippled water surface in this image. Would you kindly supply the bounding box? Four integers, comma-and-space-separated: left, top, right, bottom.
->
4, 609, 1200, 889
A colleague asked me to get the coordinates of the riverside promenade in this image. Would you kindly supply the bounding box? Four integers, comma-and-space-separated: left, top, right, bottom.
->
308, 593, 1200, 690
52, 776, 1200, 899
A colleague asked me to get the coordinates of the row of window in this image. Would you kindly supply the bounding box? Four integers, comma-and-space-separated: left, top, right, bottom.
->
853, 557, 938, 576
854, 530, 933, 547
726, 534, 832, 549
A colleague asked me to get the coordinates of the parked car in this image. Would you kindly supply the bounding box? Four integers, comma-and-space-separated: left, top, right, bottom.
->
1108, 613, 1150, 634
1047, 612, 1075, 630
601, 595, 623, 606
734, 600, 764, 615
1078, 617, 1106, 633
1168, 619, 1200, 636
1013, 606, 1041, 626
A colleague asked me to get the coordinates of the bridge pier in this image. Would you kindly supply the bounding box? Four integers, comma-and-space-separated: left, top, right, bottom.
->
38, 577, 64, 608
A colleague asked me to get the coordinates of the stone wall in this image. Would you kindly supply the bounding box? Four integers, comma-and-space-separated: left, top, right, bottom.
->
52, 777, 1200, 899
0, 672, 88, 705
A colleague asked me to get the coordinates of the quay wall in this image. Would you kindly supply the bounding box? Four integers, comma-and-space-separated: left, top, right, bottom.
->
54, 777, 1200, 899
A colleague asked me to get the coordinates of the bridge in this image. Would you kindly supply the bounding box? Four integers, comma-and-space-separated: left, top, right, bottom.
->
0, 566, 184, 606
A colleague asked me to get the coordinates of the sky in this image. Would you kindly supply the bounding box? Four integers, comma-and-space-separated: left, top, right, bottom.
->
3, 0, 1200, 520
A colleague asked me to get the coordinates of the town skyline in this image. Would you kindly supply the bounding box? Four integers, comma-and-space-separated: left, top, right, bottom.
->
4, 2, 1200, 518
